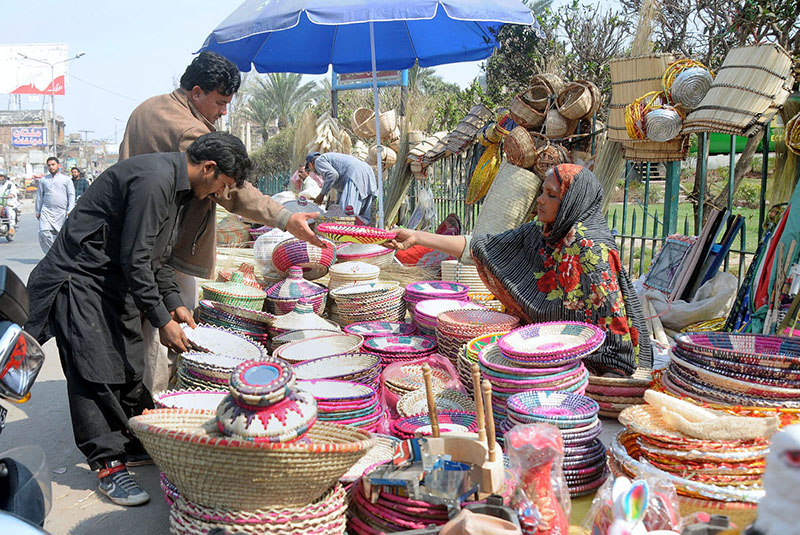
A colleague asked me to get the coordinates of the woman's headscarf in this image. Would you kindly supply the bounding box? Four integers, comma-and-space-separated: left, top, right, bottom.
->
470, 164, 652, 376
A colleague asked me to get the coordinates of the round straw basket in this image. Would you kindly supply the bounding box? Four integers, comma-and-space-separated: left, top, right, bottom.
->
352, 108, 376, 138
524, 83, 555, 113
130, 409, 375, 510
367, 145, 397, 167
529, 73, 564, 99
378, 110, 397, 140
503, 126, 538, 168
509, 94, 546, 128
533, 144, 570, 178
577, 79, 603, 117
545, 109, 577, 139
645, 107, 684, 142
557, 82, 593, 120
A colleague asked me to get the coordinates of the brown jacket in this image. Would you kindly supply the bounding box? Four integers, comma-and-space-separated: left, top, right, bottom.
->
119, 89, 290, 278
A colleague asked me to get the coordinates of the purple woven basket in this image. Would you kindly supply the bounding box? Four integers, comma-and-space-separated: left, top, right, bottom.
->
674, 332, 800, 370
506, 391, 599, 421
499, 321, 605, 361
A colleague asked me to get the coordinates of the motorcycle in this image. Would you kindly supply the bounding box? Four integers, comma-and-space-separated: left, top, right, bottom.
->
0, 266, 49, 532
0, 199, 19, 242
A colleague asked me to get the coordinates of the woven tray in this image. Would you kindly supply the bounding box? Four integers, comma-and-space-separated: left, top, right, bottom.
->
499, 321, 605, 360
316, 223, 397, 245
130, 410, 374, 509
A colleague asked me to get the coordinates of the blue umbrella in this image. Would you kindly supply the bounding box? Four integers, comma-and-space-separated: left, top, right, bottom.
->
200, 0, 538, 226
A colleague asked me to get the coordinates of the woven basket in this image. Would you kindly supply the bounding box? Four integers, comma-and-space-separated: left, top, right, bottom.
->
130, 409, 375, 510
352, 108, 375, 138
509, 94, 546, 128
503, 126, 538, 168
367, 145, 397, 167
529, 73, 564, 103
271, 238, 336, 280
533, 144, 570, 178
378, 109, 397, 140
472, 162, 542, 238
545, 109, 577, 139
557, 82, 593, 120
202, 273, 267, 311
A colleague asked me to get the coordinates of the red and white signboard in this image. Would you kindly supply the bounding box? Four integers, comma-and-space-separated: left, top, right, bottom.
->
0, 44, 68, 95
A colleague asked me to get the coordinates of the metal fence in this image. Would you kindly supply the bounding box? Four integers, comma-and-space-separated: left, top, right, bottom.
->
257, 171, 291, 196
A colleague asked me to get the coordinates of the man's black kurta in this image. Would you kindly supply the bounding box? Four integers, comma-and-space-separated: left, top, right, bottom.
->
26, 152, 192, 384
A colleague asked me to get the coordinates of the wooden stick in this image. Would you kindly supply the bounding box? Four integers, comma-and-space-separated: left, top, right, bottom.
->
421, 364, 439, 438
481, 380, 497, 462
471, 363, 487, 443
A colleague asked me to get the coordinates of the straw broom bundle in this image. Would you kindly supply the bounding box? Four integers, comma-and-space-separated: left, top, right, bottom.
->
598, 0, 661, 212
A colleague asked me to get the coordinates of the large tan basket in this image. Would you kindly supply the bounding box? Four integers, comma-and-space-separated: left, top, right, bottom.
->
130, 409, 375, 510
545, 109, 576, 139
352, 108, 376, 138
608, 54, 675, 142
557, 82, 593, 120
503, 126, 538, 168
683, 43, 793, 137
529, 73, 564, 106
472, 162, 542, 238
509, 94, 546, 128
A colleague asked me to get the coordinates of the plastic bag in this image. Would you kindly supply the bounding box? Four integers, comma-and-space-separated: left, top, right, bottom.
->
582, 472, 682, 535
506, 424, 570, 535
642, 271, 737, 332
378, 353, 467, 424
406, 185, 435, 230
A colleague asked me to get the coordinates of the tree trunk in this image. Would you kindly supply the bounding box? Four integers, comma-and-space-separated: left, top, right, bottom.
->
708, 128, 765, 216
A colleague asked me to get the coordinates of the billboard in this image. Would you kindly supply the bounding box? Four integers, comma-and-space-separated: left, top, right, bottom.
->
336, 70, 402, 87
12, 127, 48, 147
0, 44, 68, 95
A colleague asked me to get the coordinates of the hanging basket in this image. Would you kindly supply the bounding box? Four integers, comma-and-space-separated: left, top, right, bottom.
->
625, 91, 669, 140
503, 126, 538, 168
352, 108, 376, 138
509, 94, 546, 128
557, 82, 594, 120
663, 58, 715, 110
378, 110, 397, 141
644, 106, 684, 142
577, 79, 603, 118
533, 144, 570, 178
545, 109, 577, 139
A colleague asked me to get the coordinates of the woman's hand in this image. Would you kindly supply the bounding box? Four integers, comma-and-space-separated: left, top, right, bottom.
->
383, 228, 417, 251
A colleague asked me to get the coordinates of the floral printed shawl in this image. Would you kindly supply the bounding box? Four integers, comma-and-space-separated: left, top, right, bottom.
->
470, 164, 652, 376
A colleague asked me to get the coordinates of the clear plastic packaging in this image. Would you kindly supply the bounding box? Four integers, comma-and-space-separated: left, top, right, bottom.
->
506, 423, 570, 535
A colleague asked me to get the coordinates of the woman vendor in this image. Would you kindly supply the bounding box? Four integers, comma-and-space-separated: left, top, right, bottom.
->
386, 164, 652, 376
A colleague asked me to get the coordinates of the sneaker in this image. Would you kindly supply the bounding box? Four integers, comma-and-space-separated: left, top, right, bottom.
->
125, 451, 153, 467
97, 460, 150, 506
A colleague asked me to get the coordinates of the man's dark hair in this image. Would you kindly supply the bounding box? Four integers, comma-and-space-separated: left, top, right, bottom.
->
179, 51, 241, 96
71, 167, 80, 173
186, 132, 251, 187
47, 157, 59, 164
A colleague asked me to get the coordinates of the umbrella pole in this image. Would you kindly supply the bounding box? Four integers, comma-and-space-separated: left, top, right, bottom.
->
369, 21, 385, 228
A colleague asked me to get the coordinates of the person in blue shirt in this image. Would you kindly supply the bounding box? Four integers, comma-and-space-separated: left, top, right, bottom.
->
309, 152, 378, 223
71, 167, 90, 199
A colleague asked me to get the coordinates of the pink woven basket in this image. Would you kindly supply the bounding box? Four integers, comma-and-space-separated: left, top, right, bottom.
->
271, 238, 336, 280
317, 223, 397, 244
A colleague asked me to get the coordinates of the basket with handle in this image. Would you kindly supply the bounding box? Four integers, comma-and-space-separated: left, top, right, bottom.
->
557, 82, 594, 120
352, 108, 376, 138
529, 73, 565, 107
545, 108, 577, 139
509, 94, 546, 128
129, 409, 375, 510
533, 144, 570, 178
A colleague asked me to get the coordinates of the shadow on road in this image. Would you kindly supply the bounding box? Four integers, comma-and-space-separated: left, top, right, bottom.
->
67, 496, 170, 535
2, 257, 41, 264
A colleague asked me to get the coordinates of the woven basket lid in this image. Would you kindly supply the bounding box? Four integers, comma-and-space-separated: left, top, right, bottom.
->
202, 272, 267, 299
329, 261, 381, 277
337, 243, 394, 258
266, 267, 327, 299
228, 359, 296, 407
271, 299, 341, 332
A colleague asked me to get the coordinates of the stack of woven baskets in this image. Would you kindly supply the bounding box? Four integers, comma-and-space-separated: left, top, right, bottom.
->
435, 309, 519, 366
504, 74, 602, 177
131, 357, 375, 535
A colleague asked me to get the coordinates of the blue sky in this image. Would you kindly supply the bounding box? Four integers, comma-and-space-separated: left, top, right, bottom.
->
2, 1, 484, 142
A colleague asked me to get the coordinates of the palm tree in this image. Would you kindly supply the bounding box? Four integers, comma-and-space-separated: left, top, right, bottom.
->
243, 73, 325, 141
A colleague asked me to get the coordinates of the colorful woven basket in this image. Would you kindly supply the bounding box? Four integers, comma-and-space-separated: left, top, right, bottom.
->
316, 223, 397, 245
293, 353, 382, 387
130, 409, 374, 509
344, 321, 417, 338
274, 333, 364, 364
202, 272, 267, 311
498, 321, 605, 361
271, 238, 336, 280
182, 324, 268, 361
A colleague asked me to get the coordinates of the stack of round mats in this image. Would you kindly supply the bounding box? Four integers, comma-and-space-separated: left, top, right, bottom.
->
457, 332, 508, 394
663, 332, 800, 409
501, 391, 607, 497
586, 367, 653, 418
361, 335, 437, 368
404, 281, 470, 317
435, 309, 519, 366
396, 388, 475, 418
293, 353, 382, 389
612, 403, 767, 507
391, 411, 480, 439
181, 324, 268, 361
195, 299, 274, 339
412, 298, 484, 336
346, 475, 516, 535
329, 282, 406, 325
344, 321, 418, 338
176, 353, 249, 390
298, 379, 384, 433
382, 362, 453, 397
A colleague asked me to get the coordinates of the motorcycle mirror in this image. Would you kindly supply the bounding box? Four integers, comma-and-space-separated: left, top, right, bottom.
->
0, 267, 28, 326
0, 323, 44, 402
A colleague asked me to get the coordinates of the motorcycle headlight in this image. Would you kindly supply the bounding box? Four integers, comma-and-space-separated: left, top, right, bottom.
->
0, 322, 45, 401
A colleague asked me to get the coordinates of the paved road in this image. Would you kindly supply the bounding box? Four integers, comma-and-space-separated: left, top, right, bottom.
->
2, 200, 168, 534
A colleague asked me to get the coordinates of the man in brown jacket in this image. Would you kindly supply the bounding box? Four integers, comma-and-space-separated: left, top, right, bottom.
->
120, 51, 324, 397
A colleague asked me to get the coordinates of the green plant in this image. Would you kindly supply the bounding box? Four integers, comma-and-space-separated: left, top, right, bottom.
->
735, 182, 761, 208
250, 127, 295, 179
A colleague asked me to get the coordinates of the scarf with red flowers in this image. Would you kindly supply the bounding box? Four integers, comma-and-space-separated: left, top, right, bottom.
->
470, 164, 652, 376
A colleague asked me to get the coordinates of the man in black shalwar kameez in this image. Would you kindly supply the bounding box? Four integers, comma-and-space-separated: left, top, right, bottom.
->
25, 132, 251, 506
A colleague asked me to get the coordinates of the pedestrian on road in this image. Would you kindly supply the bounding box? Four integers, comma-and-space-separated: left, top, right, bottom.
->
120, 50, 324, 394
309, 151, 378, 223
35, 157, 75, 253
71, 166, 90, 199
25, 132, 250, 507
0, 172, 19, 236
